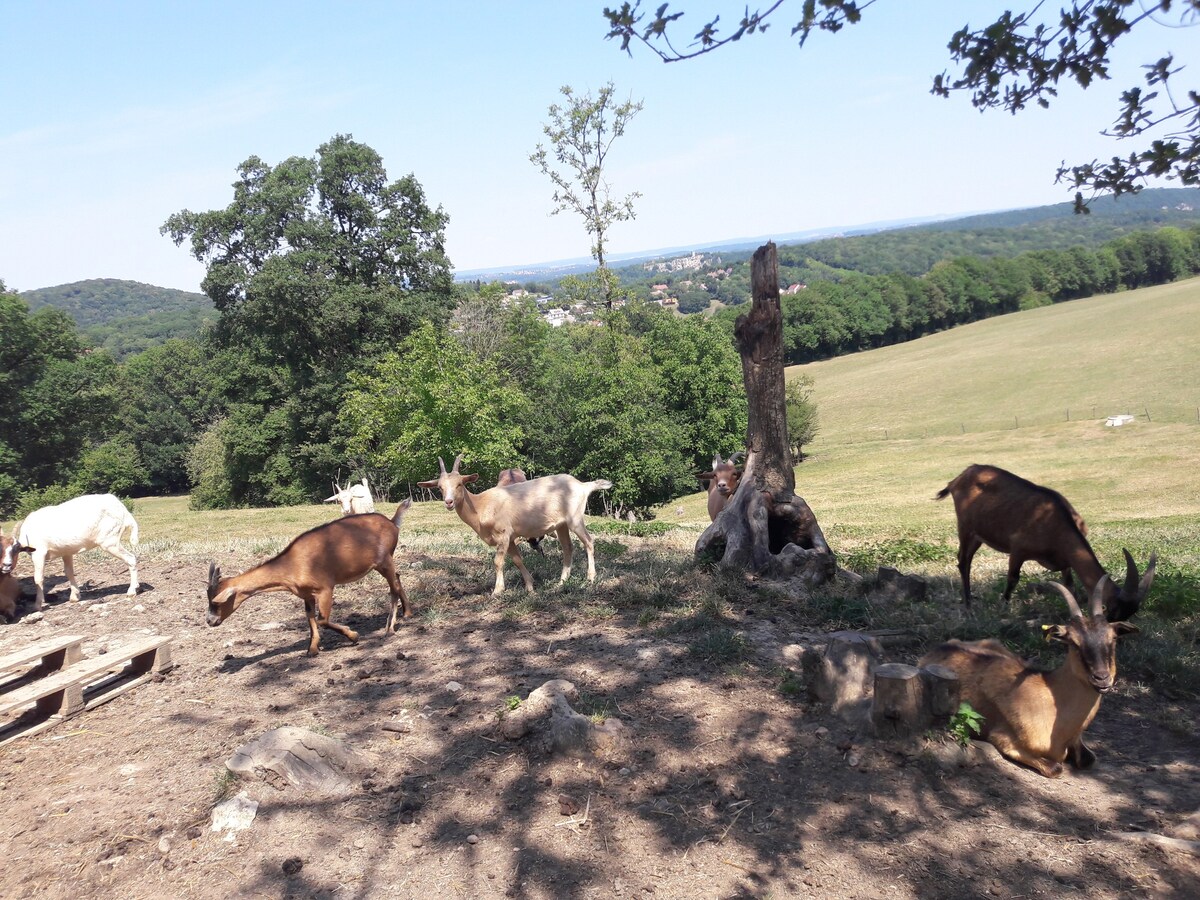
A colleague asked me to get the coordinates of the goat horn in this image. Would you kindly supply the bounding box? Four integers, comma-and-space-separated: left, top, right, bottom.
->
438, 456, 447, 475
452, 453, 463, 473
1090, 574, 1110, 618
1042, 581, 1084, 620
728, 451, 745, 466
1121, 548, 1141, 606
207, 562, 221, 589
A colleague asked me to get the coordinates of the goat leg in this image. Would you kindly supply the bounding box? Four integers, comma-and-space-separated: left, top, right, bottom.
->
315, 588, 358, 646
957, 537, 981, 606
1067, 737, 1097, 769
1002, 555, 1025, 602
304, 597, 322, 657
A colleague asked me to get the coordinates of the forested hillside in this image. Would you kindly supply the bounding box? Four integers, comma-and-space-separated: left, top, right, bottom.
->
19, 278, 213, 358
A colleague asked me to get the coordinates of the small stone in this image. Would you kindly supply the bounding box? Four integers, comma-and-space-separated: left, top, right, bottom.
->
22, 611, 44, 624
353, 838, 366, 849
157, 836, 172, 855
445, 681, 463, 693
815, 726, 829, 738
282, 856, 303, 876
619, 767, 632, 777
846, 752, 861, 767
466, 833, 479, 845
411, 839, 423, 848
131, 604, 145, 613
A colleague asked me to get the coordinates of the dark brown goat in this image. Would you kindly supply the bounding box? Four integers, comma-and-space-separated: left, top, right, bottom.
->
206, 501, 413, 656
936, 464, 1155, 619
921, 578, 1137, 778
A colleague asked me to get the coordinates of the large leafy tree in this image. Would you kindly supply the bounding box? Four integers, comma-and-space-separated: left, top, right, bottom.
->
603, 1, 1200, 205
163, 135, 455, 506
530, 83, 643, 307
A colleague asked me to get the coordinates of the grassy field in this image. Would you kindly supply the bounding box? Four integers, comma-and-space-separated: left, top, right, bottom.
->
3, 278, 1197, 692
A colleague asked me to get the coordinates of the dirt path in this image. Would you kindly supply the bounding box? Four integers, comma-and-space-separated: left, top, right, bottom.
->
2, 552, 1198, 899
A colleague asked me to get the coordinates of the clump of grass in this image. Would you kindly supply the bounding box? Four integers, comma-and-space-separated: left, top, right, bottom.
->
590, 520, 679, 538
842, 536, 948, 574
687, 626, 749, 664
212, 767, 239, 806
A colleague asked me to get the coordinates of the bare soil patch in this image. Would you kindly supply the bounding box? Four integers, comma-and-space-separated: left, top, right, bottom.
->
2, 548, 1198, 899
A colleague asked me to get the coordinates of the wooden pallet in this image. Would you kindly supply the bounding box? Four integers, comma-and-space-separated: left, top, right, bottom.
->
0, 634, 173, 744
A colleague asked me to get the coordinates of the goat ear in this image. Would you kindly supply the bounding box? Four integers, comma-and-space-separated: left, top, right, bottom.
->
207, 562, 222, 590
1042, 624, 1070, 644
699, 471, 715, 480
1111, 621, 1139, 637
461, 474, 479, 485
416, 479, 439, 489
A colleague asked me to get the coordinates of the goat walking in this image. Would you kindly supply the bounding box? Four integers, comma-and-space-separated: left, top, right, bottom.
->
206, 500, 412, 656
418, 455, 611, 595
937, 464, 1155, 619
921, 578, 1137, 778
17, 493, 139, 609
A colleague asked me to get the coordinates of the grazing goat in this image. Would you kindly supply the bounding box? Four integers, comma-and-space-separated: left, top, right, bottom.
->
936, 464, 1156, 619
418, 455, 611, 595
325, 476, 376, 515
1, 528, 34, 621
17, 493, 139, 610
206, 500, 413, 657
699, 451, 743, 522
921, 578, 1137, 778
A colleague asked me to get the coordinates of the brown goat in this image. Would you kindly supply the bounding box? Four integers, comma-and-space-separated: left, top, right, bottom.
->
937, 464, 1156, 619
0, 528, 34, 622
921, 578, 1137, 778
699, 451, 743, 521
205, 500, 413, 656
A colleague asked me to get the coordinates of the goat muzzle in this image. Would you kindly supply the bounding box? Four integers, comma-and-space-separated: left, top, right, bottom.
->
205, 610, 223, 627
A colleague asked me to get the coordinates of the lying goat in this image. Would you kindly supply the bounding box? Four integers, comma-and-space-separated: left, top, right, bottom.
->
17, 493, 139, 609
1, 528, 34, 621
206, 500, 412, 657
936, 464, 1155, 619
921, 578, 1136, 778
325, 476, 376, 515
418, 455, 611, 595
699, 451, 743, 521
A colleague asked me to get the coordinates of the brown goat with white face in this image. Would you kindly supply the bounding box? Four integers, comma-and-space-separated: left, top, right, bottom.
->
921, 578, 1137, 778
206, 500, 412, 656
699, 451, 743, 522
937, 464, 1155, 619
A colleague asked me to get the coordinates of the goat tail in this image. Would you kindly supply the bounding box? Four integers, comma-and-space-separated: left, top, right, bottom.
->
391, 498, 413, 527
934, 485, 952, 501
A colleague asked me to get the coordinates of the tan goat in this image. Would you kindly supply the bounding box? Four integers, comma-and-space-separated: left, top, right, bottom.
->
418, 455, 612, 595
206, 500, 412, 656
699, 451, 743, 521
921, 578, 1137, 778
937, 463, 1156, 619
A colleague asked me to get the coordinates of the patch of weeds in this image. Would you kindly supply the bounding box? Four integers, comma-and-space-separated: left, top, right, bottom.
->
688, 626, 749, 664
1142, 569, 1200, 619
574, 690, 613, 723
948, 702, 985, 747
496, 695, 522, 719
696, 593, 726, 620
843, 536, 948, 573
420, 603, 447, 626
500, 596, 539, 622
779, 669, 805, 699
590, 520, 677, 538
212, 767, 239, 806
593, 539, 627, 559
636, 607, 660, 627
584, 602, 618, 620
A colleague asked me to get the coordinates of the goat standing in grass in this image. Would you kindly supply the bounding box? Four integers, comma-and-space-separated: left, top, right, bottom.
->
206, 500, 413, 656
17, 493, 139, 609
937, 464, 1156, 619
418, 454, 611, 596
325, 476, 376, 515
921, 578, 1137, 778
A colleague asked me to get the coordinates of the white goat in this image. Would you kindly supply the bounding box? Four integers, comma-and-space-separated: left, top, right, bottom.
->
418, 454, 612, 595
17, 493, 140, 609
325, 477, 376, 515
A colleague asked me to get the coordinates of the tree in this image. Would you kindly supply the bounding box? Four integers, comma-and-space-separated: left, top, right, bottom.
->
784, 375, 819, 461
162, 135, 455, 506
602, 1, 1200, 205
530, 83, 643, 307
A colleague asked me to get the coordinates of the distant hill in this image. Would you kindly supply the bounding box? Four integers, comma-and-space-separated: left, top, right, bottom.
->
19, 278, 214, 358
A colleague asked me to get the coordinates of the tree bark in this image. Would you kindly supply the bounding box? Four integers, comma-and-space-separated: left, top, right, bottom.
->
695, 242, 836, 584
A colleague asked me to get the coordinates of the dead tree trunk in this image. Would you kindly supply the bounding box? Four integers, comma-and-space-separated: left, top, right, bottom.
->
695, 242, 836, 584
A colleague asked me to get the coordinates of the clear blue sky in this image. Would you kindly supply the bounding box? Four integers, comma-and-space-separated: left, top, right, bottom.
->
1, 2, 1188, 292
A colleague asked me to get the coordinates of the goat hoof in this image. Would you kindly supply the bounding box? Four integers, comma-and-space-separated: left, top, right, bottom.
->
306, 648, 320, 658
346, 631, 359, 643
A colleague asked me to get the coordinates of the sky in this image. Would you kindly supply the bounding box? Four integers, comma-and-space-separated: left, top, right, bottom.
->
1, 1, 1192, 293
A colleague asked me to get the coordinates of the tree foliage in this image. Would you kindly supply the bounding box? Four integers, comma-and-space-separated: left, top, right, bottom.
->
784, 375, 819, 460
162, 134, 456, 507
603, 1, 1200, 203
531, 82, 643, 305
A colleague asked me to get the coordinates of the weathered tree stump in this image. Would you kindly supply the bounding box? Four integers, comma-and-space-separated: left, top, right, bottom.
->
695, 243, 836, 584
871, 663, 961, 738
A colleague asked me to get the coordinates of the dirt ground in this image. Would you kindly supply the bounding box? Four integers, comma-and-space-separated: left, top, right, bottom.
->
2, 547, 1199, 900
